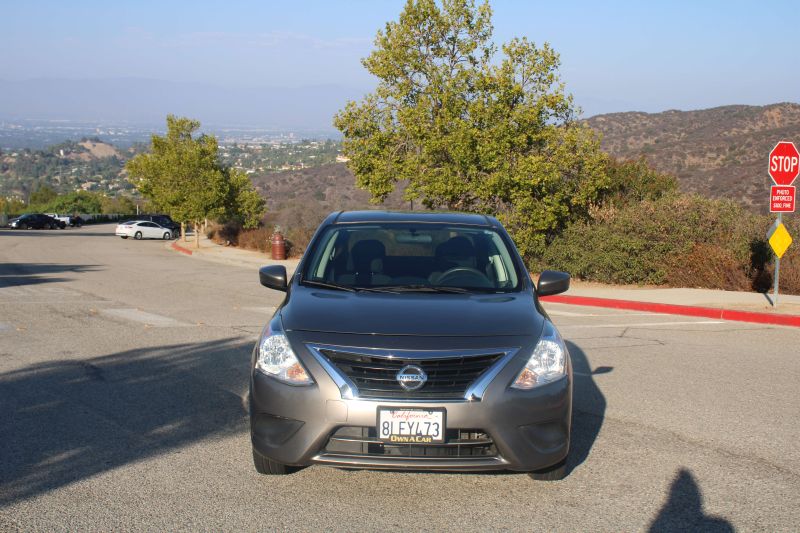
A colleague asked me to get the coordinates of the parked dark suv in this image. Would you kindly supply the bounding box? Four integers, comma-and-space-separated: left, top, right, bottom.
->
9, 213, 66, 229
250, 211, 572, 479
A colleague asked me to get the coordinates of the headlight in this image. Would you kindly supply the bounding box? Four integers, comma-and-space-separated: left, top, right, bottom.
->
511, 321, 567, 389
256, 333, 313, 385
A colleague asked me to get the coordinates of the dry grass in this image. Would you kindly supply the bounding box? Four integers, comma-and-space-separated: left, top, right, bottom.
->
665, 243, 753, 291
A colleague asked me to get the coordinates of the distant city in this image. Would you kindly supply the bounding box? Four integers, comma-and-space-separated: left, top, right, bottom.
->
0, 118, 341, 151
0, 118, 346, 201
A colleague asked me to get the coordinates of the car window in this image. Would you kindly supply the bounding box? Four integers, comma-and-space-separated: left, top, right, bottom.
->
303, 223, 521, 292
141, 222, 158, 228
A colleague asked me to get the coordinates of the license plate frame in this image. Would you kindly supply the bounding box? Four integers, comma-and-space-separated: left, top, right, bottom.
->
376, 407, 447, 444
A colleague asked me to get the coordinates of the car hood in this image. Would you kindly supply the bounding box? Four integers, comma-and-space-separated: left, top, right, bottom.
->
280, 287, 544, 337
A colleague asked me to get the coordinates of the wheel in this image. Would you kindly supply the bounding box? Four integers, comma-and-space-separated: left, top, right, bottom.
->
19, 223, 28, 230
120, 236, 128, 239
49, 223, 55, 229
529, 458, 567, 481
134, 231, 143, 240
163, 231, 171, 240
252, 447, 298, 475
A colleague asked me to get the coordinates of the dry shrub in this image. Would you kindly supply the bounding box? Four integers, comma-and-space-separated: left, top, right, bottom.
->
541, 194, 800, 294
206, 221, 241, 246
665, 243, 752, 291
779, 254, 800, 295
237, 227, 272, 253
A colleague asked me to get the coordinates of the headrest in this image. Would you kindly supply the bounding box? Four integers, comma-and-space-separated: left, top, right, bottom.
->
436, 236, 474, 259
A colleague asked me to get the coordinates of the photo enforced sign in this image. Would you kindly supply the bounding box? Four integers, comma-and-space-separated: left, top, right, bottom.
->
770, 185, 795, 213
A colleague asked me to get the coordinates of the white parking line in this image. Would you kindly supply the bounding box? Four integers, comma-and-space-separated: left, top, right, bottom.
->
560, 320, 726, 329
241, 306, 277, 314
546, 309, 599, 317
100, 308, 189, 327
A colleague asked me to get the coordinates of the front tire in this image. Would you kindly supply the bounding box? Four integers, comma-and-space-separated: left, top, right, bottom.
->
252, 447, 298, 475
529, 458, 567, 481
163, 231, 171, 240
20, 223, 28, 230
134, 231, 143, 240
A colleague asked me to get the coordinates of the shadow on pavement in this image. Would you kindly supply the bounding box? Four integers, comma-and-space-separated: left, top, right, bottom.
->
0, 229, 114, 238
0, 263, 102, 288
566, 341, 608, 475
649, 469, 734, 532
0, 338, 252, 505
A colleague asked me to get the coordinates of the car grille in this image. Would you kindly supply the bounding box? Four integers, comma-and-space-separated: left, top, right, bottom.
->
318, 348, 504, 399
323, 426, 497, 458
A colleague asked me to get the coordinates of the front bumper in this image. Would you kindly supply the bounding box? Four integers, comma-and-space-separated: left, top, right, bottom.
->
250, 331, 572, 472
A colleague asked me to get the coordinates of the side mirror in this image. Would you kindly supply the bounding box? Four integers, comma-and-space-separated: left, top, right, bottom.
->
537, 270, 570, 296
259, 265, 288, 292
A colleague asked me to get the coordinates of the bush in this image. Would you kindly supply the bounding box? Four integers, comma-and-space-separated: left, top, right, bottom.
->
538, 194, 797, 292
600, 157, 679, 206
237, 227, 272, 253
207, 221, 242, 246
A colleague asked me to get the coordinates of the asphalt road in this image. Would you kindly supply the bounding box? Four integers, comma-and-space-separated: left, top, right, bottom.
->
1, 225, 798, 532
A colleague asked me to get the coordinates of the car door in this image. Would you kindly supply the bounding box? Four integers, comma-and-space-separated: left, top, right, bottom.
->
140, 222, 161, 238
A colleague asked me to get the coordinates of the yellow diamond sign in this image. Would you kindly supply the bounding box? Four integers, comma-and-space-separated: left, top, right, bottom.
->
769, 223, 792, 259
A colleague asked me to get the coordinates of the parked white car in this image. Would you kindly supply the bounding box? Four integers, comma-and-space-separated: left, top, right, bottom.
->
116, 220, 174, 240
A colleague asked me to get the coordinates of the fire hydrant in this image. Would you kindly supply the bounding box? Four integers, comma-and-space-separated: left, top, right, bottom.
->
270, 232, 286, 260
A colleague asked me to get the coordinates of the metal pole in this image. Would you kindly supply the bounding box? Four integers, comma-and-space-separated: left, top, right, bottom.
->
773, 213, 782, 308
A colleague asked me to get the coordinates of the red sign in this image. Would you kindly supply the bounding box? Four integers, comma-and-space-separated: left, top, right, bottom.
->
770, 185, 796, 213
768, 141, 800, 186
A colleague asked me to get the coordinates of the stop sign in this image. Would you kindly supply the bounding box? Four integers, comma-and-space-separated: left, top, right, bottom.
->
768, 141, 800, 186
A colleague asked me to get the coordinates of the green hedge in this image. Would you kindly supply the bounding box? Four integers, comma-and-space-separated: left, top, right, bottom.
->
537, 194, 783, 291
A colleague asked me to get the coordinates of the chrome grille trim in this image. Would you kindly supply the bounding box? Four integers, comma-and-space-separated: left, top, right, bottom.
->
305, 344, 519, 402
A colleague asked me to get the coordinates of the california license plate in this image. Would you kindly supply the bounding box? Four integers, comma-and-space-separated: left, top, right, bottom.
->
377, 408, 446, 444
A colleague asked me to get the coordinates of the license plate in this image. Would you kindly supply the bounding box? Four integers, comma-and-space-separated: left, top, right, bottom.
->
377, 408, 446, 444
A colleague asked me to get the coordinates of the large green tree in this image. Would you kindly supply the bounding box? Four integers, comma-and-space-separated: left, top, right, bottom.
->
126, 115, 265, 247
334, 0, 608, 259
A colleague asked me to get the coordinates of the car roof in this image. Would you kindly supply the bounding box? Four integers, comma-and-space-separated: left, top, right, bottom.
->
331, 210, 497, 227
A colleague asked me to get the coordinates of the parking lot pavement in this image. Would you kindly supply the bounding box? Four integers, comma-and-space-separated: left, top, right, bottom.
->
1, 226, 799, 531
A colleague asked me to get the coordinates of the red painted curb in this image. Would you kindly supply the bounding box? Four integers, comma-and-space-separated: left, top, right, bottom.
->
539, 294, 800, 328
171, 241, 193, 256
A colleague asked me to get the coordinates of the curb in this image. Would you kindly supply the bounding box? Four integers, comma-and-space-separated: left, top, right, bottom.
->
539, 294, 800, 328
171, 241, 193, 256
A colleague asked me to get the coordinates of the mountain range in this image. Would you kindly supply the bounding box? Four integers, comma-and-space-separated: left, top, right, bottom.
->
585, 102, 800, 211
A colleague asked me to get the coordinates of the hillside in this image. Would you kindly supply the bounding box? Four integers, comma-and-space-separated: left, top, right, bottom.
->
250, 163, 408, 237
585, 103, 800, 210
0, 138, 133, 197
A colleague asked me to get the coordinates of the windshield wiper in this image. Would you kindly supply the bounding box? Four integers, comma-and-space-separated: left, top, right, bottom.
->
356, 285, 470, 294
301, 280, 357, 292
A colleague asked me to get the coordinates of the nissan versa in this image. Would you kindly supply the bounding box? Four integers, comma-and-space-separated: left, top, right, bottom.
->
250, 211, 573, 480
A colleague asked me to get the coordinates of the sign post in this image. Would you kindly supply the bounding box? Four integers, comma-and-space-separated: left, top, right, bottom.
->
767, 141, 799, 307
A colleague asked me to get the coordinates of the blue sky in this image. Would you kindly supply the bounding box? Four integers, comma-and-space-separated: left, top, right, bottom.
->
1, 0, 798, 123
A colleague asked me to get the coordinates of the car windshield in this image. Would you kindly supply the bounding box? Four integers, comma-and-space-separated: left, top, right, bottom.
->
302, 223, 522, 292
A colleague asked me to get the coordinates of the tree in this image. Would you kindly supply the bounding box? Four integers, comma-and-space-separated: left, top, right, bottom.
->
126, 115, 266, 247
100, 195, 137, 215
225, 168, 266, 229
334, 0, 609, 259
127, 116, 228, 247
29, 185, 58, 207
46, 191, 103, 214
